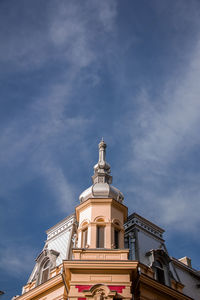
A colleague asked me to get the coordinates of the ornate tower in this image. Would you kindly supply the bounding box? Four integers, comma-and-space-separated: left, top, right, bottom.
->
76, 139, 126, 252
64, 140, 138, 300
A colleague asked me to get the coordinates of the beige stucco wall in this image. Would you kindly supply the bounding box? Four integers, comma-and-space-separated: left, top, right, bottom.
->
76, 198, 127, 250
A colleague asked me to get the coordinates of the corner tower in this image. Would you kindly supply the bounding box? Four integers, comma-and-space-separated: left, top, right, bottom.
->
64, 140, 137, 300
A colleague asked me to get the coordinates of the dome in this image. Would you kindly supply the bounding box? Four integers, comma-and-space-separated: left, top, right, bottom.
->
79, 182, 124, 203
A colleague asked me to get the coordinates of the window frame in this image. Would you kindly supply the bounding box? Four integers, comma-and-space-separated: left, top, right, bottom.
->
96, 225, 105, 248
82, 227, 88, 248
154, 260, 165, 285
40, 258, 51, 284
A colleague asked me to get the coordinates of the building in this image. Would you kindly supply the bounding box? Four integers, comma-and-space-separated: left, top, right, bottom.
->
15, 140, 200, 300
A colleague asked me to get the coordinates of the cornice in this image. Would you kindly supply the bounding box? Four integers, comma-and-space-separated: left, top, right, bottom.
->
63, 260, 138, 270
46, 213, 75, 233
127, 213, 164, 232
125, 213, 164, 240
73, 248, 129, 253
46, 214, 76, 241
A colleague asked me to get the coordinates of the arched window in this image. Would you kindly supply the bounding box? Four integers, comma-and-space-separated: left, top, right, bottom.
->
41, 259, 51, 283
146, 249, 171, 286
82, 228, 88, 248
114, 229, 119, 249
113, 219, 121, 249
81, 221, 89, 248
96, 226, 104, 248
154, 260, 165, 284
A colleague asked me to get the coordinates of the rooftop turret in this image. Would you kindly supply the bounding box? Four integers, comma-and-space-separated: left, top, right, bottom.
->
79, 139, 124, 203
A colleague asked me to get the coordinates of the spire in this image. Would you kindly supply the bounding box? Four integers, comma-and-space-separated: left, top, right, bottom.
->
92, 139, 112, 184
79, 139, 124, 203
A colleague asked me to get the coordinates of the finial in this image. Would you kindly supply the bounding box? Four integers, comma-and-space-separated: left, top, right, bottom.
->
92, 139, 112, 184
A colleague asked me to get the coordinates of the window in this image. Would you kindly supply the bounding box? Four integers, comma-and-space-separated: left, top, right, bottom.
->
114, 229, 119, 249
146, 249, 171, 286
82, 228, 88, 248
96, 226, 104, 248
41, 259, 50, 283
155, 260, 165, 284
35, 249, 59, 286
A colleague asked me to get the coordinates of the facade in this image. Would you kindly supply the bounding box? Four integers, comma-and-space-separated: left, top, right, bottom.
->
14, 140, 200, 300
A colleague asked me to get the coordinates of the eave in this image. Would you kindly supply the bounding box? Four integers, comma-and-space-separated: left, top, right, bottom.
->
16, 274, 63, 300
139, 273, 193, 300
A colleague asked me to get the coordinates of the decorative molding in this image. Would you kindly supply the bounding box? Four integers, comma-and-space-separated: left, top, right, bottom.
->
46, 215, 76, 241
125, 214, 164, 240
64, 260, 138, 271
35, 249, 59, 264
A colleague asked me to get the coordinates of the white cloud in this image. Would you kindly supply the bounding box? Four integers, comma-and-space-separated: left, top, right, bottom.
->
0, 78, 89, 210
0, 0, 117, 71
133, 46, 200, 169
126, 38, 200, 232
41, 163, 75, 210
160, 184, 200, 232
92, 0, 117, 31
49, 2, 96, 68
0, 245, 35, 275
0, 0, 118, 212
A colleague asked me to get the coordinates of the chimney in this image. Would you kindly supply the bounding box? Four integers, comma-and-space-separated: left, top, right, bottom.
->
179, 256, 192, 267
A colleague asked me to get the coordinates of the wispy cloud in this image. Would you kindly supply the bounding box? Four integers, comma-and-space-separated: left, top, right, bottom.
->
0, 0, 118, 213
0, 0, 117, 71
0, 244, 35, 275
1, 1, 200, 289
126, 38, 200, 232
0, 78, 89, 210
160, 181, 200, 231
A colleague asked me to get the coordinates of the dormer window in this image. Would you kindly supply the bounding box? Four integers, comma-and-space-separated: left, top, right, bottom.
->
41, 259, 51, 284
154, 260, 165, 284
146, 249, 171, 287
34, 248, 59, 286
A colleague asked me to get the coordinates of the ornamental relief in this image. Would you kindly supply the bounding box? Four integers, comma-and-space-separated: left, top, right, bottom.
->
83, 284, 118, 300
94, 289, 106, 300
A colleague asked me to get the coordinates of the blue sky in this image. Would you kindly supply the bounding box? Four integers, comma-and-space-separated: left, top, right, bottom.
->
1, 0, 200, 298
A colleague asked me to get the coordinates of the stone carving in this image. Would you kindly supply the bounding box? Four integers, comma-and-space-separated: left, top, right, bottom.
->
95, 289, 105, 300
72, 233, 78, 248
